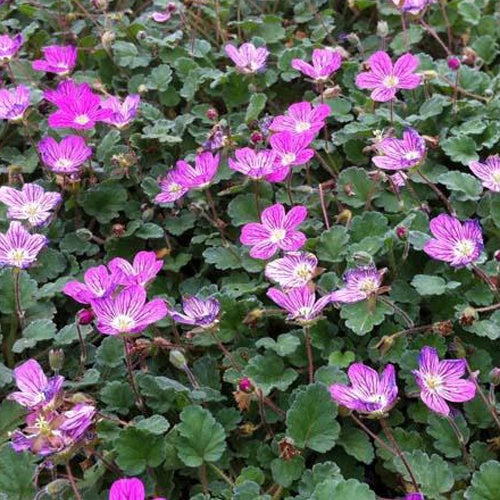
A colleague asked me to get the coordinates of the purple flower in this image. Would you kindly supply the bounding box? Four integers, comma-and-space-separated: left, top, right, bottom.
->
7, 359, 64, 410
0, 85, 30, 121
329, 363, 398, 415
0, 183, 62, 227
291, 48, 342, 82
356, 51, 421, 102
167, 296, 221, 329
330, 265, 385, 304
389, 171, 407, 192
172, 151, 220, 190
44, 80, 112, 130
228, 148, 278, 180
109, 477, 167, 500
91, 285, 167, 335
63, 265, 116, 305
412, 346, 476, 416
270, 101, 330, 135
404, 494, 425, 500
240, 203, 307, 260
423, 214, 483, 267
38, 135, 92, 175
152, 11, 172, 22
32, 45, 77, 75
225, 42, 269, 74
372, 128, 426, 171
265, 252, 318, 289
267, 285, 332, 324
0, 33, 23, 61
155, 171, 189, 204
59, 403, 96, 442
100, 94, 140, 129
392, 0, 435, 15
268, 131, 315, 182
0, 221, 47, 268
469, 154, 500, 192
108, 251, 163, 287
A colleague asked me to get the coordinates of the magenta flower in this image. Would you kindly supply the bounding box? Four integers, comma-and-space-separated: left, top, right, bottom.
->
267, 285, 332, 324
228, 148, 278, 181
469, 154, 500, 192
268, 131, 315, 182
63, 265, 116, 305
155, 171, 189, 204
44, 80, 112, 129
392, 0, 435, 15
108, 251, 163, 287
270, 101, 330, 135
109, 477, 167, 500
265, 252, 318, 289
356, 51, 421, 102
225, 42, 269, 74
404, 494, 425, 500
101, 94, 140, 129
59, 403, 96, 441
32, 45, 77, 75
329, 363, 398, 415
7, 359, 64, 410
372, 128, 426, 171
173, 151, 220, 190
389, 171, 407, 192
423, 214, 483, 267
0, 33, 23, 61
0, 85, 30, 121
240, 203, 307, 260
291, 48, 342, 82
91, 285, 167, 336
412, 346, 476, 416
0, 183, 62, 227
38, 135, 92, 175
330, 265, 385, 304
0, 221, 47, 268
167, 296, 221, 329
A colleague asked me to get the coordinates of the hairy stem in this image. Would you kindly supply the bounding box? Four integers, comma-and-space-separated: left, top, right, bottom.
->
303, 326, 314, 384
123, 338, 145, 411
65, 462, 83, 500
416, 168, 455, 216
446, 415, 473, 467
13, 268, 25, 330
75, 320, 87, 378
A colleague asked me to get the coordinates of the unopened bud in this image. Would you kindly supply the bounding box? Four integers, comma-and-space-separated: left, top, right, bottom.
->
250, 131, 263, 144
336, 208, 352, 225
77, 308, 94, 325
137, 84, 148, 94
49, 349, 65, 372
375, 335, 395, 356
112, 224, 125, 237
447, 56, 461, 71
352, 251, 373, 267
243, 308, 264, 326
76, 228, 93, 242
101, 31, 115, 47
137, 31, 147, 41
346, 33, 360, 46
169, 349, 187, 369
206, 108, 218, 120
494, 250, 500, 262
462, 47, 477, 66
484, 88, 494, 98
167, 2, 177, 12
489, 367, 500, 386
322, 85, 341, 99
141, 208, 155, 222
396, 226, 407, 240
377, 21, 389, 38
421, 70, 437, 81
238, 377, 254, 393
92, 0, 108, 9
459, 306, 478, 326
449, 337, 466, 358
433, 320, 453, 336
45, 479, 71, 496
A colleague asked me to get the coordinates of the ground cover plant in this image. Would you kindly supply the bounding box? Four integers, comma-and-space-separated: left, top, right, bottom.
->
0, 0, 499, 498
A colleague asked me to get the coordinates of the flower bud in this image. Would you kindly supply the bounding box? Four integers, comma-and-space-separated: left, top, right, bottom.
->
137, 31, 147, 41
459, 306, 478, 326
206, 108, 218, 120
243, 308, 264, 326
377, 21, 389, 38
484, 88, 494, 98
462, 47, 477, 66
75, 228, 93, 242
322, 85, 341, 99
250, 131, 263, 144
46, 479, 71, 496
112, 223, 126, 237
336, 208, 352, 225
494, 250, 500, 262
92, 0, 108, 9
101, 31, 115, 48
167, 1, 177, 11
352, 251, 373, 267
489, 367, 500, 386
449, 337, 466, 358
77, 308, 94, 325
49, 349, 65, 372
396, 226, 407, 240
433, 320, 453, 336
375, 335, 396, 356
447, 56, 461, 71
169, 349, 187, 369
137, 84, 148, 94
141, 208, 155, 222
238, 377, 254, 393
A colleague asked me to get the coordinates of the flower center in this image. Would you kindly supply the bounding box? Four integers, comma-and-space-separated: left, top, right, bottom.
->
403, 150, 421, 161
295, 264, 312, 280
282, 153, 296, 165
74, 114, 90, 125
492, 171, 500, 184
297, 306, 312, 319
111, 314, 136, 332
35, 416, 53, 435
24, 202, 42, 218
270, 228, 286, 243
424, 375, 442, 392
383, 75, 400, 88
296, 121, 311, 132
7, 248, 28, 267
366, 393, 387, 409
169, 183, 182, 193
359, 278, 378, 293
54, 158, 73, 170
454, 239, 475, 258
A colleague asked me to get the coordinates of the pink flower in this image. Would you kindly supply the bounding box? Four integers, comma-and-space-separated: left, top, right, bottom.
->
240, 203, 307, 259
91, 285, 167, 335
108, 251, 163, 287
291, 48, 342, 82
155, 171, 189, 204
372, 128, 426, 171
100, 94, 140, 129
392, 0, 435, 15
63, 265, 116, 305
109, 477, 167, 500
32, 45, 77, 75
38, 135, 92, 175
0, 85, 30, 121
7, 359, 64, 410
412, 346, 476, 416
265, 251, 318, 289
0, 33, 23, 61
469, 154, 500, 192
329, 363, 398, 415
225, 42, 269, 73
172, 151, 220, 190
0, 221, 47, 268
166, 296, 221, 329
330, 265, 385, 304
228, 148, 278, 180
355, 51, 421, 102
267, 131, 315, 182
270, 101, 330, 135
423, 214, 483, 267
267, 285, 332, 324
0, 183, 61, 227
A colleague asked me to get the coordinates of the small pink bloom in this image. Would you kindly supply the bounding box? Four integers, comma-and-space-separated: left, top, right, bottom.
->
392, 0, 435, 15
38, 135, 92, 175
152, 11, 172, 22
0, 221, 47, 268
166, 296, 220, 329
356, 51, 421, 102
172, 151, 220, 190
291, 48, 342, 82
32, 45, 77, 75
225, 42, 269, 74
240, 203, 307, 260
270, 101, 330, 135
228, 148, 277, 180
155, 171, 189, 204
100, 94, 140, 129
0, 33, 23, 61
469, 154, 500, 192
108, 251, 163, 287
0, 85, 30, 121
63, 265, 116, 305
109, 477, 167, 500
265, 251, 318, 289
330, 265, 385, 304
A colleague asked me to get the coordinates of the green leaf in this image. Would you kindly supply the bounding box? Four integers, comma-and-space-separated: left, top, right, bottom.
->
0, 269, 37, 315
228, 194, 270, 226
427, 413, 469, 458
437, 172, 483, 201
336, 167, 379, 208
245, 353, 298, 395
312, 478, 376, 500
340, 300, 390, 335
0, 446, 36, 499
112, 41, 152, 68
0, 401, 25, 446
78, 181, 128, 223
100, 381, 133, 415
175, 406, 226, 467
256, 333, 300, 356
245, 93, 267, 122
114, 427, 167, 475
441, 136, 479, 166
337, 424, 374, 464
465, 461, 500, 499
411, 275, 461, 296
203, 245, 242, 270
135, 415, 170, 435
458, 1, 481, 25
315, 226, 350, 263
96, 336, 124, 368
298, 461, 343, 497
147, 64, 173, 91
286, 383, 340, 452
13, 319, 57, 353
270, 456, 304, 488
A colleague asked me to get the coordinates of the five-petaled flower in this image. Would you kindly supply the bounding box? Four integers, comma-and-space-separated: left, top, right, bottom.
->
240, 203, 307, 260
469, 154, 500, 193
171, 151, 220, 190
109, 477, 166, 500
329, 362, 398, 415
166, 296, 221, 329
0, 85, 30, 121
392, 0, 435, 15
356, 51, 421, 102
225, 42, 269, 73
412, 346, 476, 416
32, 45, 77, 75
38, 135, 93, 175
270, 101, 330, 135
0, 33, 23, 61
108, 251, 163, 287
0, 221, 47, 268
100, 94, 140, 129
63, 265, 117, 305
330, 265, 386, 304
423, 214, 483, 267
229, 148, 278, 180
291, 48, 342, 82
265, 251, 318, 289
155, 171, 190, 204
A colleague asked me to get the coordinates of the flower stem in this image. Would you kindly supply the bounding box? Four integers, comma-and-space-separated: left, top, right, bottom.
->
318, 183, 330, 229
204, 188, 227, 244
380, 418, 420, 492
446, 415, 473, 467
416, 168, 455, 216
303, 326, 314, 384
13, 268, 25, 330
470, 264, 499, 299
400, 12, 408, 51
199, 463, 209, 494
419, 19, 452, 57
377, 296, 414, 329
123, 338, 145, 411
253, 181, 262, 214
65, 462, 83, 500
75, 320, 87, 378
350, 414, 397, 456
209, 329, 241, 371
286, 171, 294, 205
438, 0, 453, 50
207, 462, 234, 487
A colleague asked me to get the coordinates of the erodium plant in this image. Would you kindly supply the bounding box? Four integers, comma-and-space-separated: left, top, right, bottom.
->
0, 1, 499, 499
